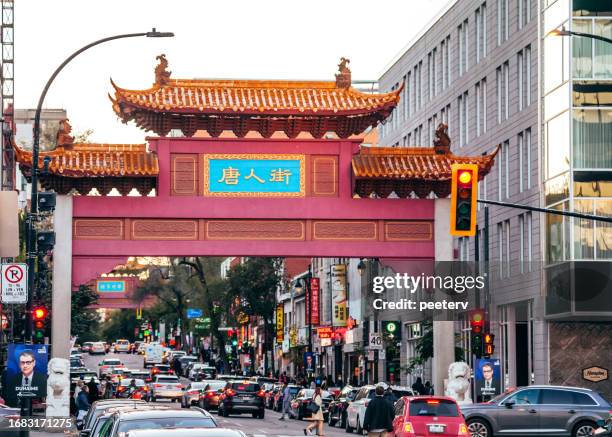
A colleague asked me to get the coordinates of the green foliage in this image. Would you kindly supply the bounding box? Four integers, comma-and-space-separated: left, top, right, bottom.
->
71, 285, 100, 343
100, 309, 139, 342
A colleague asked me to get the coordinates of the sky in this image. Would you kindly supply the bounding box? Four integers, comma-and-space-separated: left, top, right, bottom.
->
15, 0, 451, 144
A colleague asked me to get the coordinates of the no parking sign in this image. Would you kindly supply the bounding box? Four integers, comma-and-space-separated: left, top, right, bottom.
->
1, 263, 28, 304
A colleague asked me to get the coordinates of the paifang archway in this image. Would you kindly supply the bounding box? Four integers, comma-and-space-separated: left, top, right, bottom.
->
14, 56, 496, 392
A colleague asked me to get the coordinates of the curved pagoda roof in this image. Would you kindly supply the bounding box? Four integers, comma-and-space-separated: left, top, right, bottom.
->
110, 55, 402, 138
352, 125, 499, 198
14, 120, 158, 195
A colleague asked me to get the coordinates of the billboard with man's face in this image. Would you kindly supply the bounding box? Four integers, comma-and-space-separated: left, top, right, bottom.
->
474, 358, 501, 399
2, 344, 48, 407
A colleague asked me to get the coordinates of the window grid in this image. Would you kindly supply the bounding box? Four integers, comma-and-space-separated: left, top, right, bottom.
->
497, 0, 509, 45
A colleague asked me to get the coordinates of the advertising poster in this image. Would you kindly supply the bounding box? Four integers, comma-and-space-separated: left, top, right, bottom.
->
2, 344, 48, 407
475, 358, 501, 399
331, 264, 347, 327
304, 352, 316, 373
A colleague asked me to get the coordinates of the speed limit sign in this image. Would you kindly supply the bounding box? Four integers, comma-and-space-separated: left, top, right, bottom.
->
369, 333, 383, 350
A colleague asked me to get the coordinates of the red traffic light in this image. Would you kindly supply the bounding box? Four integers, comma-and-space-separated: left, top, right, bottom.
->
469, 309, 485, 334
33, 307, 47, 320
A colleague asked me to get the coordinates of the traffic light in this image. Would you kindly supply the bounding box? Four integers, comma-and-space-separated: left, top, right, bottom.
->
33, 306, 48, 344
382, 321, 401, 339
483, 333, 495, 358
450, 164, 478, 237
37, 192, 56, 212
36, 231, 56, 253
470, 309, 485, 358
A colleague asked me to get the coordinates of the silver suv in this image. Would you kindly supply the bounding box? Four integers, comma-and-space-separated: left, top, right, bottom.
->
461, 385, 611, 437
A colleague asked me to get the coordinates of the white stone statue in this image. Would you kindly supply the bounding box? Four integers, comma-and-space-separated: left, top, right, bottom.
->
444, 361, 473, 405
46, 358, 70, 417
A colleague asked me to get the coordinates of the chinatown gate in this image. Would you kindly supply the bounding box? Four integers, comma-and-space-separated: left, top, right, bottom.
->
14, 56, 496, 393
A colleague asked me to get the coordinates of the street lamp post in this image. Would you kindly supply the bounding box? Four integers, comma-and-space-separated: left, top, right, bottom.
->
549, 26, 612, 45
25, 29, 174, 341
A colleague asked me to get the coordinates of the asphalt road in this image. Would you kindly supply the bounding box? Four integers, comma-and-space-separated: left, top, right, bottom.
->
32, 350, 347, 437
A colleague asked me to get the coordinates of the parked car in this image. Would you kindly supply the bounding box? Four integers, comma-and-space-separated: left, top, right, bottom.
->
96, 406, 216, 436
149, 364, 174, 380
70, 356, 85, 369
79, 399, 146, 435
391, 396, 468, 437
346, 385, 414, 434
290, 388, 333, 421
189, 363, 216, 380
265, 383, 282, 409
197, 380, 228, 411
218, 381, 266, 418
81, 342, 94, 353
461, 385, 611, 437
328, 385, 359, 428
125, 428, 245, 437
164, 350, 187, 364
273, 384, 301, 411
147, 374, 184, 402
90, 341, 107, 355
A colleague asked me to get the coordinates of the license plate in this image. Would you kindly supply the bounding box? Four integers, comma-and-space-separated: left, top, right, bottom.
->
428, 424, 445, 433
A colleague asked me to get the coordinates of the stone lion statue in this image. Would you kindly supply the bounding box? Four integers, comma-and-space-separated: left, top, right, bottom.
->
445, 361, 472, 405
46, 358, 70, 417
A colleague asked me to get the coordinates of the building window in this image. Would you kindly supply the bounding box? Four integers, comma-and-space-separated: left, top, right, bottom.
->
458, 20, 469, 76
445, 35, 451, 87
572, 18, 612, 80
518, 45, 532, 111
458, 91, 469, 147
406, 71, 412, 118
519, 212, 533, 273
497, 0, 509, 45
417, 62, 423, 110
525, 45, 531, 106
402, 74, 408, 121
498, 223, 504, 278
475, 78, 487, 136
497, 61, 509, 123
498, 219, 511, 278
427, 117, 432, 145
517, 50, 524, 112
498, 140, 509, 200
518, 128, 532, 192
518, 0, 531, 29
476, 3, 487, 63
573, 109, 612, 169
407, 132, 412, 147
459, 237, 470, 261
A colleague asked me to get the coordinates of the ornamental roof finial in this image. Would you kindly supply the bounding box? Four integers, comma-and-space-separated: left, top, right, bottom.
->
433, 123, 451, 154
56, 119, 74, 148
155, 54, 171, 85
335, 57, 351, 89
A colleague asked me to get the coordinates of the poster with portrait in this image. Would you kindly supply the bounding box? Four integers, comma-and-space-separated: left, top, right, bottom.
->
2, 344, 48, 407
474, 358, 501, 399
331, 264, 347, 327
304, 352, 316, 374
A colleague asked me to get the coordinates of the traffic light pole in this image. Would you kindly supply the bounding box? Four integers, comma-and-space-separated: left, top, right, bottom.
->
478, 199, 612, 223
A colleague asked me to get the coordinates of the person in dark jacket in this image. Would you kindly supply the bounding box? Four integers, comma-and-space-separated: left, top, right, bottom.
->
87, 377, 99, 403
75, 385, 91, 421
411, 377, 426, 395
363, 385, 394, 437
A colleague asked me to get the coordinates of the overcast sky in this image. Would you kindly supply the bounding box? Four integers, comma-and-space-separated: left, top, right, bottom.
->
15, 0, 451, 144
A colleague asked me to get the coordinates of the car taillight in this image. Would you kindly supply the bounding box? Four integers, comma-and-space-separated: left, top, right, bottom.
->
403, 422, 415, 435
187, 390, 199, 395
226, 389, 235, 397
458, 423, 468, 435
257, 390, 266, 398
426, 400, 440, 404
142, 386, 149, 391
169, 370, 174, 374
117, 386, 125, 392
153, 383, 162, 388
176, 383, 183, 389
206, 391, 215, 398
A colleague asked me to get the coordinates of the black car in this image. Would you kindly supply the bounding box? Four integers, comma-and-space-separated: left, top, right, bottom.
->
217, 381, 266, 418
97, 407, 217, 437
290, 388, 333, 421
328, 386, 359, 428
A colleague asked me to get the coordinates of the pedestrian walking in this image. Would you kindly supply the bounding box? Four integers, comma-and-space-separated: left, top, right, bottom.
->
278, 382, 292, 420
363, 385, 394, 437
75, 385, 91, 422
411, 377, 426, 395
304, 386, 324, 436
424, 381, 434, 395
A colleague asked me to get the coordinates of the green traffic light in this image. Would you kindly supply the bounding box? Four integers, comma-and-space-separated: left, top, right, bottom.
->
35, 331, 44, 339
232, 340, 238, 346
458, 202, 471, 215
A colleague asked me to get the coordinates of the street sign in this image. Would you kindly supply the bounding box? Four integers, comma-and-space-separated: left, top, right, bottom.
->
369, 333, 383, 350
1, 263, 27, 304
187, 308, 203, 319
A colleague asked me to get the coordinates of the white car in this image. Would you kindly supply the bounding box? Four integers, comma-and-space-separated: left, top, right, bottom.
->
90, 341, 106, 355
187, 363, 209, 380
147, 374, 183, 402
346, 385, 414, 433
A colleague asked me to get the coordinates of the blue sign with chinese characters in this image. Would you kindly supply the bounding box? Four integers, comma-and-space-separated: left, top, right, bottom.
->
204, 154, 304, 196
97, 280, 125, 293
187, 308, 203, 319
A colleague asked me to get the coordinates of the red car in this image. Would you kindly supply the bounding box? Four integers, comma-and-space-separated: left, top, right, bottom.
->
391, 396, 468, 437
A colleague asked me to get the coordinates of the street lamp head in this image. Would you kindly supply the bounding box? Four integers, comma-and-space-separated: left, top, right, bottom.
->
146, 28, 175, 38
294, 279, 304, 294
548, 26, 570, 37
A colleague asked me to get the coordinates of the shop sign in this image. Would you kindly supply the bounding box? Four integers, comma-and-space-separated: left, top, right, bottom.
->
331, 264, 347, 327
276, 304, 284, 344
583, 366, 608, 383
317, 327, 333, 339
